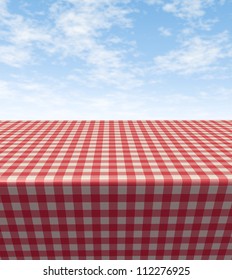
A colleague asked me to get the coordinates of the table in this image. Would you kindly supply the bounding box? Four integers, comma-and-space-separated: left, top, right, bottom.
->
0, 120, 231, 259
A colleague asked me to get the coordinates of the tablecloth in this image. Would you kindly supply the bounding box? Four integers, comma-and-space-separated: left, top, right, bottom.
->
0, 120, 231, 259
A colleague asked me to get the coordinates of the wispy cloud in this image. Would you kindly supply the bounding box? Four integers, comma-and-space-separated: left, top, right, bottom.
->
0, 46, 31, 67
0, 1, 51, 67
0, 0, 145, 89
158, 27, 172, 37
162, 0, 214, 19
49, 0, 142, 88
147, 0, 225, 19
147, 0, 225, 33
0, 0, 7, 11
153, 32, 232, 75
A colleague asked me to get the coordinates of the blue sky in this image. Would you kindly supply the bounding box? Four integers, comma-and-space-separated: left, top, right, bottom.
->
0, 0, 232, 119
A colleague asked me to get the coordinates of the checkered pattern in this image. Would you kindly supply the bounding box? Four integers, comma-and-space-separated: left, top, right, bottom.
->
0, 120, 231, 260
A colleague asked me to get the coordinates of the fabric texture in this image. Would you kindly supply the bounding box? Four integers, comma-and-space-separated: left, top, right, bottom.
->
0, 120, 231, 259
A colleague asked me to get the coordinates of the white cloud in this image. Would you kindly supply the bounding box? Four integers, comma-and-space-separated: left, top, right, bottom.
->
146, 0, 227, 29
158, 27, 172, 37
50, 0, 133, 47
163, 0, 214, 19
145, 0, 225, 34
0, 0, 7, 11
147, 0, 219, 19
0, 45, 31, 67
0, 2, 51, 67
0, 0, 143, 89
154, 32, 232, 75
48, 0, 143, 89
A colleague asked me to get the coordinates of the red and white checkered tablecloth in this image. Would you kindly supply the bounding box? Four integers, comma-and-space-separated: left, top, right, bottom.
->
0, 120, 231, 260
